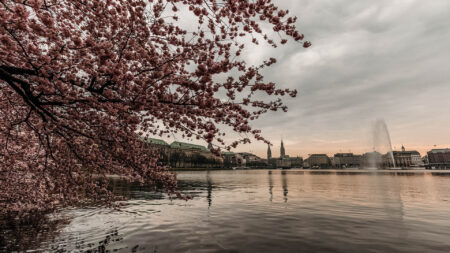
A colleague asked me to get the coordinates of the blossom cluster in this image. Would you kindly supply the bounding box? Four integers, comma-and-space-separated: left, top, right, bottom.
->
0, 0, 309, 213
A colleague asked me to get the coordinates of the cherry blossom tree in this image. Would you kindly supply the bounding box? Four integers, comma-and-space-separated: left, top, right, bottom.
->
0, 0, 310, 213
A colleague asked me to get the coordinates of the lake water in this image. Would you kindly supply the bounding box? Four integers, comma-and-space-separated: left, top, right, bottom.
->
2, 169, 450, 252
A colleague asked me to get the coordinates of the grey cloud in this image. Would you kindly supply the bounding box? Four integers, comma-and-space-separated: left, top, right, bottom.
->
233, 0, 450, 157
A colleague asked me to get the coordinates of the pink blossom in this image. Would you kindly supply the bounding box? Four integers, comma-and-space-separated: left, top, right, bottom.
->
0, 0, 309, 214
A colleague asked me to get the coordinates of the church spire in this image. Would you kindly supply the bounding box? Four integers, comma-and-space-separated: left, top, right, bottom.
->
267, 144, 272, 160
280, 139, 286, 158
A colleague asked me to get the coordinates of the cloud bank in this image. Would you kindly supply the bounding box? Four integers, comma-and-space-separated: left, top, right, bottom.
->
237, 0, 450, 157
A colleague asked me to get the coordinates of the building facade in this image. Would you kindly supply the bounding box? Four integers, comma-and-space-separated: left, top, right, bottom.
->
223, 152, 245, 168
306, 154, 331, 169
290, 157, 304, 168
333, 153, 362, 168
383, 146, 422, 168
239, 152, 265, 167
361, 151, 383, 168
427, 149, 450, 169
265, 140, 303, 169
143, 138, 223, 168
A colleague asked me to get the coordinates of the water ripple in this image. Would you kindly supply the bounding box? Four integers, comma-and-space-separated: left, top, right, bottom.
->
1, 169, 450, 253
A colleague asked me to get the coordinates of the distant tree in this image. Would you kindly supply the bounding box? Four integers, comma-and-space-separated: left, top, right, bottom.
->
0, 0, 310, 213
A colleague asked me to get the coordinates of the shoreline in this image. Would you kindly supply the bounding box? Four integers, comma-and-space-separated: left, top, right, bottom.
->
169, 167, 450, 172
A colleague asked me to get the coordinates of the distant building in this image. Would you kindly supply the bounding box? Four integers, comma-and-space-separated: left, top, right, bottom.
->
142, 137, 223, 168
143, 137, 170, 147
422, 155, 429, 165
333, 153, 362, 168
362, 151, 383, 168
426, 149, 450, 169
411, 152, 422, 166
276, 159, 291, 169
141, 137, 171, 159
280, 140, 286, 158
142, 137, 303, 169
170, 141, 209, 152
306, 154, 331, 169
264, 140, 302, 169
222, 152, 245, 168
289, 156, 303, 168
384, 146, 422, 167
391, 151, 412, 167
267, 144, 272, 161
238, 152, 265, 167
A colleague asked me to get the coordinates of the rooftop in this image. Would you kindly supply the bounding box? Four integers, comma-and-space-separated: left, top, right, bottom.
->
334, 153, 354, 157
309, 154, 329, 157
222, 151, 235, 155
429, 149, 450, 154
393, 150, 421, 155
141, 137, 169, 146
238, 152, 260, 157
170, 141, 209, 151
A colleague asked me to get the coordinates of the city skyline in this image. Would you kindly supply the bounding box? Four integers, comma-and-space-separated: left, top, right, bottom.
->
141, 135, 450, 169
150, 135, 439, 159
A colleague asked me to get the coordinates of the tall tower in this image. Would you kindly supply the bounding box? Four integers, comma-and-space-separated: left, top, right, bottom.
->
280, 139, 286, 158
267, 144, 272, 160
401, 145, 405, 152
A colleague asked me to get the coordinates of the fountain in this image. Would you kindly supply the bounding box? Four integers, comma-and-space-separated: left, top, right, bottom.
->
371, 119, 396, 169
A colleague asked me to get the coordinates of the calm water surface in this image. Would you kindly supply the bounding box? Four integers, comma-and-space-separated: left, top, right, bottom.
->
2, 169, 450, 252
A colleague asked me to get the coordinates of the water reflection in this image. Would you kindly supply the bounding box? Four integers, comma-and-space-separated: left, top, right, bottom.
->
268, 170, 273, 202
0, 213, 68, 252
281, 170, 288, 202
206, 171, 213, 208
53, 228, 124, 253
1, 169, 450, 253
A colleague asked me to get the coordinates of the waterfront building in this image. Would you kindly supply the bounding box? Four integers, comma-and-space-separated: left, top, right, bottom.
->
239, 152, 260, 162
264, 140, 302, 169
170, 141, 223, 168
426, 149, 450, 169
391, 151, 412, 167
333, 153, 362, 168
422, 155, 429, 165
384, 146, 422, 167
330, 157, 335, 167
170, 141, 209, 152
142, 137, 170, 147
142, 137, 223, 168
276, 159, 291, 168
141, 137, 171, 163
276, 140, 302, 168
142, 137, 301, 169
289, 156, 304, 168
289, 156, 303, 168
361, 151, 383, 168
238, 152, 265, 167
223, 152, 245, 168
411, 152, 423, 166
306, 154, 331, 169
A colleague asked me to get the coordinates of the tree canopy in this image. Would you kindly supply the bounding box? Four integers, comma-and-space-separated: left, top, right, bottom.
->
0, 0, 310, 213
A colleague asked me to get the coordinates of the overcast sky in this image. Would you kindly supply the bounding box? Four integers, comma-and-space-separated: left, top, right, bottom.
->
169, 0, 450, 158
